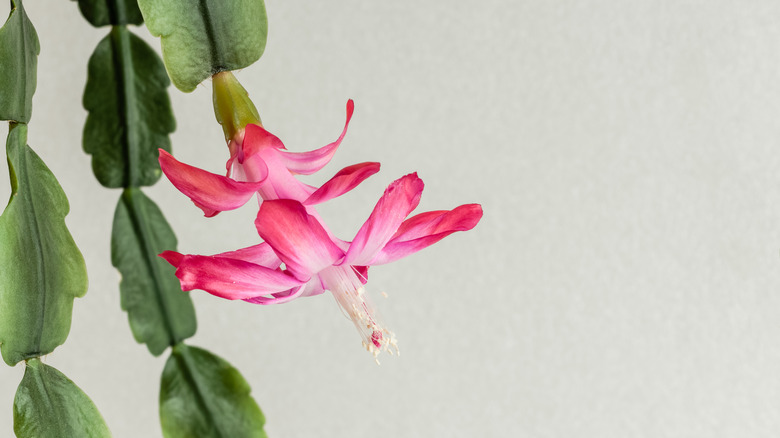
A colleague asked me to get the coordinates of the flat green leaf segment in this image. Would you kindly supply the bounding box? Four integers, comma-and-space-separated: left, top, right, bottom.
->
137, 0, 268, 92
112, 188, 196, 356
0, 124, 88, 366
84, 27, 175, 188
160, 344, 267, 438
13, 359, 111, 437
76, 0, 144, 27
0, 0, 39, 123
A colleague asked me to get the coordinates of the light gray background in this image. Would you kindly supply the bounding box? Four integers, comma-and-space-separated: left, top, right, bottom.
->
2, 1, 780, 437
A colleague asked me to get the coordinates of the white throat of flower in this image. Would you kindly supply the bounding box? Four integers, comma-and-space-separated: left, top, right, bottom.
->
319, 265, 399, 363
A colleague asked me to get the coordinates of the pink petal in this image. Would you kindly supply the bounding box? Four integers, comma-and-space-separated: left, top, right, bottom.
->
255, 199, 344, 279
342, 173, 424, 266
299, 276, 327, 297
165, 254, 303, 300
246, 152, 318, 201
161, 245, 280, 269
247, 276, 326, 304
241, 124, 286, 158
242, 285, 305, 305
160, 250, 184, 267
390, 204, 483, 242
368, 204, 483, 265
304, 162, 380, 205
277, 100, 355, 175
224, 130, 246, 177
215, 243, 281, 268
159, 149, 266, 217
352, 266, 369, 285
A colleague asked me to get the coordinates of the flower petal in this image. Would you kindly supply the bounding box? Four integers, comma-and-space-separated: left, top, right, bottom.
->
163, 253, 303, 300
299, 275, 327, 297
342, 173, 424, 266
255, 199, 344, 279
304, 162, 380, 205
277, 100, 355, 175
159, 149, 265, 217
159, 250, 184, 268
352, 265, 369, 285
214, 242, 281, 268
242, 124, 286, 157
247, 151, 318, 201
244, 272, 329, 304
242, 285, 305, 305
368, 204, 483, 265
243, 275, 326, 305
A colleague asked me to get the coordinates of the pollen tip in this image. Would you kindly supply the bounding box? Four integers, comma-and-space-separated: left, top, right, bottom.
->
371, 330, 383, 348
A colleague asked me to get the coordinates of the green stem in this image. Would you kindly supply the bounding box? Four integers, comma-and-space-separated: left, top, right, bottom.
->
105, 0, 127, 25
109, 26, 139, 187
196, 0, 221, 72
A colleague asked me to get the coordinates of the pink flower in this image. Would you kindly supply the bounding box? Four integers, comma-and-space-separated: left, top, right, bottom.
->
158, 100, 379, 217
161, 173, 483, 359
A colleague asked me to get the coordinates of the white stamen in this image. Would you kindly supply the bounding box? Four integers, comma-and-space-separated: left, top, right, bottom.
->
319, 265, 399, 363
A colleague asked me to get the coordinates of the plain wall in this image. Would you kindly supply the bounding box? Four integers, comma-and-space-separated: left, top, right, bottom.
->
2, 1, 780, 437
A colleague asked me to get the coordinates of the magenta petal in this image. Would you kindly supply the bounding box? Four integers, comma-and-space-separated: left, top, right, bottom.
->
160, 250, 184, 267
304, 162, 380, 205
299, 276, 326, 297
255, 199, 344, 279
278, 100, 355, 175
159, 149, 265, 217
242, 123, 286, 157
242, 285, 305, 305
215, 243, 281, 269
352, 266, 369, 285
161, 245, 279, 269
369, 204, 483, 265
343, 173, 425, 266
390, 204, 483, 242
171, 254, 303, 300
247, 276, 326, 303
